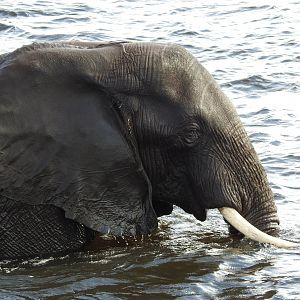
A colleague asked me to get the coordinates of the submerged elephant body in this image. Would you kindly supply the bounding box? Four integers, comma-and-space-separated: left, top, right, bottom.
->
0, 41, 292, 259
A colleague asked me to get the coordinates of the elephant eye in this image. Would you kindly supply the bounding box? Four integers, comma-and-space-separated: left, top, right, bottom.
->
183, 125, 200, 146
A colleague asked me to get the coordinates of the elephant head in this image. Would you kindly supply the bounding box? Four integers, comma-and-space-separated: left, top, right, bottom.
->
0, 41, 297, 254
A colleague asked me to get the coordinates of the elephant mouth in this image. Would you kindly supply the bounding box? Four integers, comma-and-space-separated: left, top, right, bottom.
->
219, 207, 299, 248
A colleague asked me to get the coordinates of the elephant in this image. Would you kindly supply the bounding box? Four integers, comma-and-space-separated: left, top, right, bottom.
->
0, 41, 297, 260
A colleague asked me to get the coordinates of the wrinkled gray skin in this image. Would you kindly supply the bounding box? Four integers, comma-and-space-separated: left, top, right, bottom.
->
0, 42, 279, 259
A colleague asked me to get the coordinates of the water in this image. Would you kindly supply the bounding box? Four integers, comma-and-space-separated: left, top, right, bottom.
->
0, 0, 299, 299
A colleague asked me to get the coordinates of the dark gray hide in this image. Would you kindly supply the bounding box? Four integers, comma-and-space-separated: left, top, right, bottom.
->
0, 42, 158, 252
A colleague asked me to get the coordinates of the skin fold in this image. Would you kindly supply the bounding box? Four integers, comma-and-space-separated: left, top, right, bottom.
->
0, 41, 280, 259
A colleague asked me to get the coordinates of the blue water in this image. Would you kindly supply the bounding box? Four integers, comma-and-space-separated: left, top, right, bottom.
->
1, 1, 299, 299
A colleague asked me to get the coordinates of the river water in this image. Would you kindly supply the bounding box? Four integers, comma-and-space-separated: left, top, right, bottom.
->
0, 1, 299, 299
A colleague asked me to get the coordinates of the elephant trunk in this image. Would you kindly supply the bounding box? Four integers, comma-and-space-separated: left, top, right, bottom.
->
192, 116, 297, 248
243, 198, 280, 236
219, 207, 299, 248
220, 152, 296, 247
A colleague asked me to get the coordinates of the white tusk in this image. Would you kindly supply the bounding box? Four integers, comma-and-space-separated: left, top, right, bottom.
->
218, 207, 299, 249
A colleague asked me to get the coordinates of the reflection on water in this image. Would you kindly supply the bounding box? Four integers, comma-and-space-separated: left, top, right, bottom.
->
0, 0, 300, 299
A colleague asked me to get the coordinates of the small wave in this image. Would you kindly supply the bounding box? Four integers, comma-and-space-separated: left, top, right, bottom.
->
251, 108, 271, 116
172, 6, 193, 13
28, 34, 70, 41
225, 75, 273, 90
0, 9, 17, 17
0, 23, 14, 32
249, 132, 270, 143
224, 75, 290, 94
0, 9, 30, 17
171, 29, 200, 36
71, 4, 94, 12
212, 5, 275, 16
53, 16, 90, 23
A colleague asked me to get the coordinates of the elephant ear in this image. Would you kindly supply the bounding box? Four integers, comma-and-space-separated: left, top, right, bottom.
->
0, 58, 157, 236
